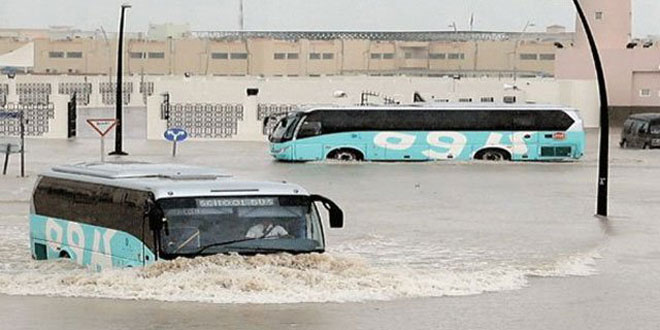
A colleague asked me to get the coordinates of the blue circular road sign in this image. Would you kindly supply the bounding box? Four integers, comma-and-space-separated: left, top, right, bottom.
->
164, 128, 188, 142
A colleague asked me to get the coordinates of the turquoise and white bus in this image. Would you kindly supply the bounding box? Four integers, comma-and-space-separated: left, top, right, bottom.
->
29, 162, 343, 270
267, 104, 585, 162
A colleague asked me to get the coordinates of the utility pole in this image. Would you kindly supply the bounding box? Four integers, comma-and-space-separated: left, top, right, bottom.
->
513, 20, 535, 84
110, 4, 131, 156
570, 0, 609, 217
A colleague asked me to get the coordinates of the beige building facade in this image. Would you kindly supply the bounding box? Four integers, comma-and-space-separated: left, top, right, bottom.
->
0, 30, 570, 78
555, 0, 660, 120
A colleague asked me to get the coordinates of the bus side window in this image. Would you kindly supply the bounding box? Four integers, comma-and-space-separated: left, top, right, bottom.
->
298, 121, 322, 138
512, 112, 535, 130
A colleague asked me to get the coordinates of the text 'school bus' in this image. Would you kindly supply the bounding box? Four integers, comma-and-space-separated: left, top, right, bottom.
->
29, 162, 343, 270
266, 104, 585, 162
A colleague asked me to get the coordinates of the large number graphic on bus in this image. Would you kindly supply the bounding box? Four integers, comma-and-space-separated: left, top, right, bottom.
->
373, 131, 533, 159
29, 215, 155, 270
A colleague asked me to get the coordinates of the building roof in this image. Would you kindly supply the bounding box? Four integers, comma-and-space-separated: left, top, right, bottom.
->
190, 30, 574, 42
44, 162, 308, 199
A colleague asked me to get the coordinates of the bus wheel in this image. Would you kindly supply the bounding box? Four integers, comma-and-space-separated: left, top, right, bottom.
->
643, 143, 650, 150
328, 149, 363, 161
620, 140, 628, 148
476, 149, 510, 161
59, 251, 71, 259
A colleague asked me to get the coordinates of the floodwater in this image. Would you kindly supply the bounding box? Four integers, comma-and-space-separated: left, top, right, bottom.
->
1, 130, 660, 329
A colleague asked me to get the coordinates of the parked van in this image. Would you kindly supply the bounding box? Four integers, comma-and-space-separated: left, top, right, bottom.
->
620, 113, 660, 149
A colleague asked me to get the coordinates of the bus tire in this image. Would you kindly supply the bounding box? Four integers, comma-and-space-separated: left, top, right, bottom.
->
475, 148, 511, 161
643, 143, 650, 150
620, 140, 627, 148
59, 251, 71, 259
327, 148, 364, 161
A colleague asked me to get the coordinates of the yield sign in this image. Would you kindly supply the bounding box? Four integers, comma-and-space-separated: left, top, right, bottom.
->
86, 118, 117, 137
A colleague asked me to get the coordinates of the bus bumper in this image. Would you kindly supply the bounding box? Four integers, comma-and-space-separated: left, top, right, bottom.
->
269, 144, 293, 161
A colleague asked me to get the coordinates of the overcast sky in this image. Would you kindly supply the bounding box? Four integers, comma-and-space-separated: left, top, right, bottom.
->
1, 0, 659, 37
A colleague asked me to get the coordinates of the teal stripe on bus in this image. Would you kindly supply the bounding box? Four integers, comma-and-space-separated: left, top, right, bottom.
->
270, 131, 585, 161
29, 214, 156, 271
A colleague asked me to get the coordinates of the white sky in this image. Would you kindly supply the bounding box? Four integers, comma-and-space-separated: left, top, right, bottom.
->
1, 0, 659, 37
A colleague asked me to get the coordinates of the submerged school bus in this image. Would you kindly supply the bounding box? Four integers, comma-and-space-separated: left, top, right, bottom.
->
267, 103, 585, 162
29, 162, 343, 271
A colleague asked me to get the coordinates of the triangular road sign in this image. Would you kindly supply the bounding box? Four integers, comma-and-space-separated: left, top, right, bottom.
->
86, 118, 117, 137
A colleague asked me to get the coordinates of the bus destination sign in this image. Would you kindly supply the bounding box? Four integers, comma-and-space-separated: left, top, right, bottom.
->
197, 198, 277, 208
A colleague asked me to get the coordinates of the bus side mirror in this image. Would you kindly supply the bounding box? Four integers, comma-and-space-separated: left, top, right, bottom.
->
310, 194, 344, 228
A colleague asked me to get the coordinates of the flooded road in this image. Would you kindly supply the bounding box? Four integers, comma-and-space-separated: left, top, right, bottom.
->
1, 130, 659, 329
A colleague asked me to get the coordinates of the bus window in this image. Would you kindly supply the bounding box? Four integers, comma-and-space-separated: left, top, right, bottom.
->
512, 112, 535, 130
269, 113, 302, 143
297, 121, 322, 138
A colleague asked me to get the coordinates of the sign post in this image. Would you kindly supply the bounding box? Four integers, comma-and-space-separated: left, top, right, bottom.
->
163, 128, 188, 157
0, 111, 23, 177
87, 119, 117, 162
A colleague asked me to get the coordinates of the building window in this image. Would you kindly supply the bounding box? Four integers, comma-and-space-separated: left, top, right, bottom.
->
429, 53, 446, 60
404, 52, 412, 59
595, 11, 603, 20
274, 53, 286, 60
520, 53, 538, 60
370, 53, 382, 60
230, 53, 248, 60
211, 52, 228, 59
48, 51, 64, 58
447, 53, 464, 60
503, 96, 517, 103
640, 89, 651, 97
66, 51, 83, 58
309, 53, 321, 60
383, 53, 395, 59
322, 53, 334, 60
480, 97, 495, 103
287, 53, 299, 60
458, 98, 473, 103
129, 52, 144, 59
539, 53, 555, 61
148, 52, 165, 59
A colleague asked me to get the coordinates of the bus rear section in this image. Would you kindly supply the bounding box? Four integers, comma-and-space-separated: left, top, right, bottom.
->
268, 106, 585, 162
30, 176, 157, 271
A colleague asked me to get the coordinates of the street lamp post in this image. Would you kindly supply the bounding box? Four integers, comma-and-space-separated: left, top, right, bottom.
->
513, 20, 535, 83
570, 0, 609, 217
110, 4, 131, 156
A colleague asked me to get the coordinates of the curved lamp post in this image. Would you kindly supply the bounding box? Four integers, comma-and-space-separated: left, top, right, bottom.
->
571, 0, 609, 217
110, 4, 131, 156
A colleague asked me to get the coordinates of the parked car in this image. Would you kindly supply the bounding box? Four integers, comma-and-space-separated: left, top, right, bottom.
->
620, 113, 660, 149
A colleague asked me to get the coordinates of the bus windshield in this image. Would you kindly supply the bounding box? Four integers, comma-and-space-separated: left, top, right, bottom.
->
269, 113, 302, 143
157, 195, 324, 256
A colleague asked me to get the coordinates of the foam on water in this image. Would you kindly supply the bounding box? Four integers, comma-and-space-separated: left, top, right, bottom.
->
0, 232, 601, 304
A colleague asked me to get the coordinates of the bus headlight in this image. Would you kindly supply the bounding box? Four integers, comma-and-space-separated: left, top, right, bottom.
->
271, 146, 291, 154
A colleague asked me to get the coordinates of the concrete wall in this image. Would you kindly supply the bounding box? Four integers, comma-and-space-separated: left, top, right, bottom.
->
1, 74, 606, 141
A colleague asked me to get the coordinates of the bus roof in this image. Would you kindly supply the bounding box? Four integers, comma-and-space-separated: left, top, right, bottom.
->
295, 103, 579, 113
43, 162, 308, 200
